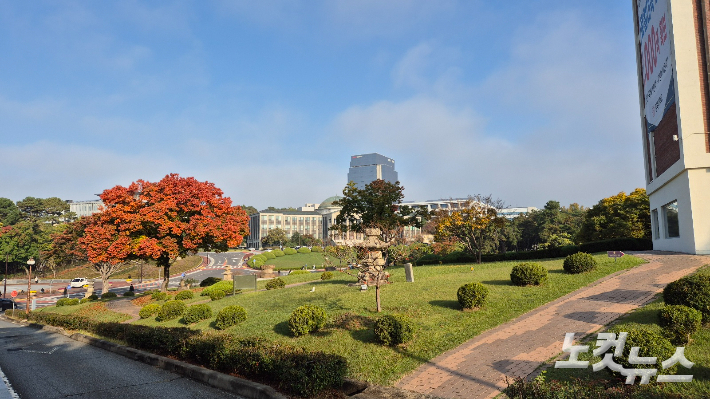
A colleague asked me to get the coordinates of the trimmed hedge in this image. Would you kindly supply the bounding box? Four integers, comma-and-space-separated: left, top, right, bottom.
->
311, 246, 323, 252
660, 305, 702, 345
201, 281, 234, 297
663, 273, 710, 321
457, 282, 489, 309
265, 277, 286, 290
283, 247, 297, 255
510, 263, 547, 286
183, 304, 213, 324
272, 249, 285, 257
200, 276, 221, 287
298, 247, 311, 254
101, 292, 118, 299
139, 303, 161, 319
156, 300, 187, 322
607, 325, 675, 371
290, 270, 310, 275
374, 314, 415, 346
175, 290, 194, 300
563, 252, 597, 274
88, 294, 99, 301
123, 291, 135, 297
288, 305, 327, 337
209, 290, 226, 301
215, 305, 247, 330
56, 298, 80, 307
264, 251, 276, 260
151, 291, 168, 301
320, 271, 334, 280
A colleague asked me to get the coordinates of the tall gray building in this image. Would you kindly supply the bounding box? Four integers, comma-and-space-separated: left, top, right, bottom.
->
347, 153, 398, 189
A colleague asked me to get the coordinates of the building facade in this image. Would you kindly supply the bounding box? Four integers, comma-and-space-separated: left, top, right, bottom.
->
347, 153, 398, 189
68, 200, 103, 218
632, 0, 710, 254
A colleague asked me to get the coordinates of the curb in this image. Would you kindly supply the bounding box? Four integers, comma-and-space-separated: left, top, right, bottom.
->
0, 315, 286, 399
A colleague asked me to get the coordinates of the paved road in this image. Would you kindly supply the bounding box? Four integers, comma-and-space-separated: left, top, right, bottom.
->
0, 318, 244, 399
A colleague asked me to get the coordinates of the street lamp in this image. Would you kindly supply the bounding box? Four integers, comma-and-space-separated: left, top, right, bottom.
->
3, 254, 8, 299
26, 258, 35, 314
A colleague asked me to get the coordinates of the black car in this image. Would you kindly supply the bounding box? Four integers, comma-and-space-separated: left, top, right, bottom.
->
0, 298, 16, 310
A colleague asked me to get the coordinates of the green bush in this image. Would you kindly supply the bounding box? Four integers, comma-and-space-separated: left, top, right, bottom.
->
201, 280, 233, 297
374, 314, 415, 346
199, 276, 221, 287
151, 291, 168, 301
56, 298, 80, 307
563, 252, 597, 274
607, 325, 675, 371
101, 292, 118, 299
157, 300, 187, 322
215, 305, 247, 330
283, 247, 297, 255
288, 304, 327, 337
247, 256, 265, 269
253, 254, 267, 262
298, 247, 311, 254
272, 249, 285, 257
290, 270, 310, 275
175, 290, 194, 300
320, 271, 334, 280
80, 298, 92, 304
183, 304, 213, 324
510, 263, 548, 286
123, 291, 135, 297
88, 294, 99, 300
663, 273, 710, 320
265, 277, 286, 290
209, 290, 226, 301
311, 246, 323, 252
264, 251, 276, 259
457, 282, 489, 309
139, 303, 161, 319
659, 305, 702, 345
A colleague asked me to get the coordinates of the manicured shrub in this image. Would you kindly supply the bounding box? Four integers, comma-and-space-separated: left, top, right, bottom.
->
253, 254, 267, 262
457, 282, 489, 309
56, 298, 80, 307
80, 298, 92, 304
311, 246, 323, 252
123, 291, 135, 297
199, 276, 221, 287
157, 300, 187, 322
663, 273, 710, 320
139, 303, 161, 319
265, 277, 286, 290
264, 251, 276, 259
659, 305, 702, 345
215, 305, 247, 329
272, 249, 285, 257
288, 304, 327, 337
175, 290, 194, 300
298, 247, 311, 254
183, 304, 213, 324
283, 247, 297, 255
247, 256, 266, 269
151, 291, 168, 301
563, 252, 597, 274
290, 270, 310, 275
101, 292, 118, 299
510, 263, 548, 286
374, 314, 415, 346
209, 289, 226, 301
88, 294, 99, 301
607, 325, 674, 371
201, 281, 233, 297
320, 271, 334, 280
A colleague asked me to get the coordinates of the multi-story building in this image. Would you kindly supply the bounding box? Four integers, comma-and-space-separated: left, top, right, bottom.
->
347, 153, 398, 189
68, 200, 103, 218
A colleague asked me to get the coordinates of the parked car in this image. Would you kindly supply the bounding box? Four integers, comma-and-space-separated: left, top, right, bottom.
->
0, 298, 16, 311
70, 277, 88, 288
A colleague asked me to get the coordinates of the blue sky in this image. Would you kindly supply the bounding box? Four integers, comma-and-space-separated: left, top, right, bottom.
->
0, 1, 643, 210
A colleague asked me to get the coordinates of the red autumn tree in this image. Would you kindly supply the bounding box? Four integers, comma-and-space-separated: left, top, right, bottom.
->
82, 174, 250, 291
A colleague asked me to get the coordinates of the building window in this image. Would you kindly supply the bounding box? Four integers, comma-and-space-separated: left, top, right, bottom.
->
662, 201, 679, 238
651, 209, 660, 240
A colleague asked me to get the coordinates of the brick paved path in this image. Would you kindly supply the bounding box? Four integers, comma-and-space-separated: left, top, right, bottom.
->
396, 252, 709, 399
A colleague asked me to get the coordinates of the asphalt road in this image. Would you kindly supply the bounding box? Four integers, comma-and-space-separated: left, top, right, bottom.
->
0, 318, 245, 399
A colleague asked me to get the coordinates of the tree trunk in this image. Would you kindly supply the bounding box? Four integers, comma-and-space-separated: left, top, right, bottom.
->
160, 258, 171, 292
477, 251, 482, 264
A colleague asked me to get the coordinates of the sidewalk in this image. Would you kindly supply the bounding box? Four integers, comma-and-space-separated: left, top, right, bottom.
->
396, 252, 709, 399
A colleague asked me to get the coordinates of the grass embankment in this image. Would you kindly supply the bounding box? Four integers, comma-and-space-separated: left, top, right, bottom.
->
540, 266, 710, 398
39, 301, 132, 323
45, 256, 203, 280
127, 253, 643, 384
262, 252, 328, 270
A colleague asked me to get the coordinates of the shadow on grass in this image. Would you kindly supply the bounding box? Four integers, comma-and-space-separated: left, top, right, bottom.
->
548, 269, 567, 274
480, 279, 512, 286
349, 328, 375, 343
429, 300, 461, 310
273, 320, 291, 337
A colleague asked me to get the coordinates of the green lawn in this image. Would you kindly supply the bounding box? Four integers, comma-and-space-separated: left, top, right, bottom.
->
128, 254, 644, 384
262, 251, 329, 270
541, 267, 710, 398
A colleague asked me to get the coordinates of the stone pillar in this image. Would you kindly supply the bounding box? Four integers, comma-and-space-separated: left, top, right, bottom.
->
404, 263, 414, 282
84, 281, 94, 298
222, 265, 233, 281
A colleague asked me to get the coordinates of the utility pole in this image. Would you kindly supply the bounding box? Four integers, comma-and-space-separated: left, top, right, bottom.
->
3, 254, 7, 299
26, 258, 35, 314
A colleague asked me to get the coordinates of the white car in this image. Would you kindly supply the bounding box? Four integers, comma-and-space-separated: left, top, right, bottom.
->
70, 277, 88, 288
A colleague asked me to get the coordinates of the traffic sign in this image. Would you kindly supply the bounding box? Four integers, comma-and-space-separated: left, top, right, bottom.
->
607, 251, 625, 258
10, 290, 17, 298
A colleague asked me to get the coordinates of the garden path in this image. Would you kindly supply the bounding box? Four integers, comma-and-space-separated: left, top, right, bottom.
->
396, 252, 709, 399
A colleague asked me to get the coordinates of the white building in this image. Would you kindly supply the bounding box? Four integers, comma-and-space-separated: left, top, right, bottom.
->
68, 200, 103, 218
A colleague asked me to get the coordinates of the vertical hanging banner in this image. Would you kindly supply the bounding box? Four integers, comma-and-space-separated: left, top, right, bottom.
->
637, 0, 675, 130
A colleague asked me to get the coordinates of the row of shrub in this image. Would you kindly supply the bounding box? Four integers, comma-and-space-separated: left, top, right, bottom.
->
417, 238, 652, 265
12, 311, 345, 397
245, 246, 324, 269
57, 291, 122, 307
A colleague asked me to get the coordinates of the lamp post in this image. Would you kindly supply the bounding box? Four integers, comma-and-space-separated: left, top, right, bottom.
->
3, 254, 8, 299
26, 258, 35, 314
